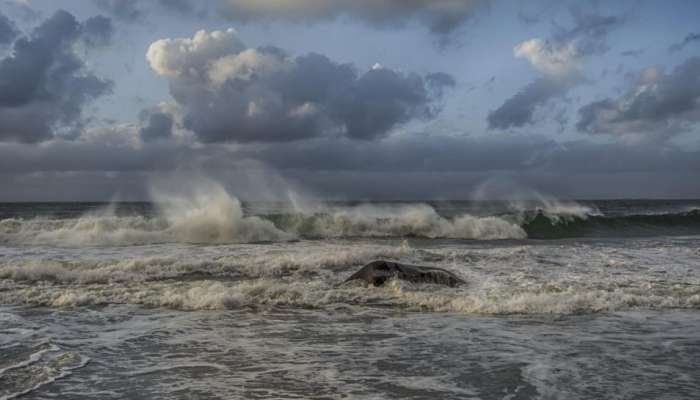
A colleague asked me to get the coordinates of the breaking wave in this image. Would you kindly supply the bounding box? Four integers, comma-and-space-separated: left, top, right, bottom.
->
263, 204, 525, 240
0, 186, 527, 246
1, 182, 698, 246
0, 184, 291, 246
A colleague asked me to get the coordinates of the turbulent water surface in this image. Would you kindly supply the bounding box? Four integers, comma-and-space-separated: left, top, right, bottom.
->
1, 196, 700, 399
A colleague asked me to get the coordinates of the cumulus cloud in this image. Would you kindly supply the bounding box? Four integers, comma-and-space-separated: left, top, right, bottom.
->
513, 39, 579, 78
576, 57, 700, 141
146, 28, 454, 143
215, 0, 485, 36
488, 9, 622, 130
0, 10, 113, 143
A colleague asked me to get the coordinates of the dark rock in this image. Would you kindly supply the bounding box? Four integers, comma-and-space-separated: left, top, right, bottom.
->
344, 260, 465, 287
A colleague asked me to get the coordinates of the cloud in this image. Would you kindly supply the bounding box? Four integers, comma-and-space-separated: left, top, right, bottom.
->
0, 10, 113, 143
0, 11, 18, 44
513, 38, 579, 78
158, 0, 195, 15
487, 78, 571, 130
2, 133, 700, 200
576, 57, 700, 141
620, 48, 644, 58
669, 32, 700, 53
139, 108, 175, 142
488, 39, 581, 129
94, 0, 143, 22
81, 15, 114, 47
216, 0, 486, 36
0, 0, 41, 23
554, 8, 623, 56
488, 9, 623, 130
8, 132, 689, 179
146, 28, 454, 143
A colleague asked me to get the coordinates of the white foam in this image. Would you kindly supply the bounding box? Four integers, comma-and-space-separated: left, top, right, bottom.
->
283, 203, 526, 239
2, 232, 700, 315
0, 183, 290, 246
0, 182, 529, 246
0, 243, 411, 284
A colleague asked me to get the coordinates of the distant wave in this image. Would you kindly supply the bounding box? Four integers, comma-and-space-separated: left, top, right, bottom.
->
3, 205, 700, 246
521, 209, 700, 239
261, 204, 526, 240
1, 183, 699, 246
0, 184, 527, 245
0, 185, 291, 246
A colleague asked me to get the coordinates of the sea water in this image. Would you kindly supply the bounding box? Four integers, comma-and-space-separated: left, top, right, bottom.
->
1, 194, 699, 399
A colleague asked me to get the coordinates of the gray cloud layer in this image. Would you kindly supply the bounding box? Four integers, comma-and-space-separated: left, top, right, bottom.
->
2, 134, 699, 200
0, 10, 113, 143
577, 57, 700, 140
2, 133, 698, 176
146, 28, 454, 143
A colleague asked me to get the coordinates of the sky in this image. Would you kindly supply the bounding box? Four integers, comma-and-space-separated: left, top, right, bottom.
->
0, 0, 699, 201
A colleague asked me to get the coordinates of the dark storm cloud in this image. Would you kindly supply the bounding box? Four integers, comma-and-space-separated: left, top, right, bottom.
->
146, 29, 454, 143
669, 32, 700, 53
0, 11, 17, 44
94, 0, 143, 22
215, 0, 486, 36
576, 57, 700, 140
487, 78, 571, 130
81, 15, 114, 47
489, 8, 623, 130
139, 109, 174, 142
0, 10, 113, 143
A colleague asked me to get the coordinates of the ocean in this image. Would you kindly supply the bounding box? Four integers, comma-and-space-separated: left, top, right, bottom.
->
1, 193, 700, 399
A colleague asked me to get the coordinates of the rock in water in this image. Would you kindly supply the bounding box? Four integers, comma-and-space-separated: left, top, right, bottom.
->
344, 260, 465, 287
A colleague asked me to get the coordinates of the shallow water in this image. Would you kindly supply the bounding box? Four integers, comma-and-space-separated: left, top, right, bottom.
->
1, 199, 700, 398
2, 306, 699, 399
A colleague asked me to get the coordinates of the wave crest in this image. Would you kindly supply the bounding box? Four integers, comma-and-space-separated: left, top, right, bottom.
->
267, 204, 525, 240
